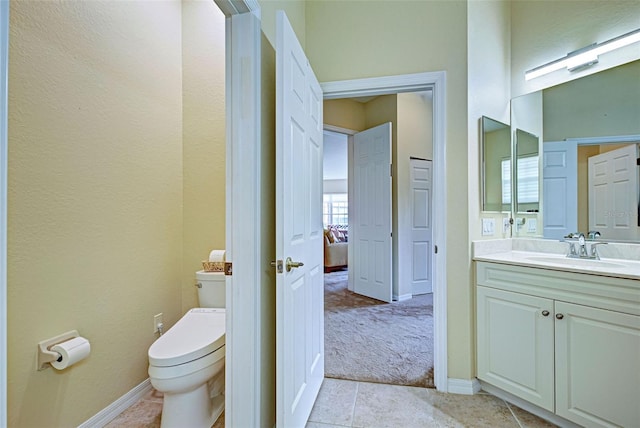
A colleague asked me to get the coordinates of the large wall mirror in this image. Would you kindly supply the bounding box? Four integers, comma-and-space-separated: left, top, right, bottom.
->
481, 116, 511, 212
511, 59, 640, 242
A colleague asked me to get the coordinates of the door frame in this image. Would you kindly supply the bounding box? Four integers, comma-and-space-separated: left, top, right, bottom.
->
322, 71, 448, 391
1, 0, 9, 424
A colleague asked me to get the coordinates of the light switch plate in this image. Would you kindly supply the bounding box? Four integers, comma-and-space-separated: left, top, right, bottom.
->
528, 218, 537, 233
482, 218, 495, 236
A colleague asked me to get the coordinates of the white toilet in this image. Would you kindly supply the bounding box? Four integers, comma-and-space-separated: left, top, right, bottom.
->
148, 271, 226, 428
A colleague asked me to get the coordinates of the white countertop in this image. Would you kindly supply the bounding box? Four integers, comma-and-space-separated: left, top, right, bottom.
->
474, 250, 640, 280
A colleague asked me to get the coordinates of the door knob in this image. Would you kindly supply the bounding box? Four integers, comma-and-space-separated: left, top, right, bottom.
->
285, 257, 304, 272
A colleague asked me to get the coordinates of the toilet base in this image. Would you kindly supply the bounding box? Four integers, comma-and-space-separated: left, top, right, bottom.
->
160, 383, 224, 428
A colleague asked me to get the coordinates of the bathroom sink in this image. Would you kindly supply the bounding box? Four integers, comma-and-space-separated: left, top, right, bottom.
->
524, 255, 626, 269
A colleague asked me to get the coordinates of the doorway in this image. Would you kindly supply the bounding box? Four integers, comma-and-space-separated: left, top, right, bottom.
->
322, 89, 438, 388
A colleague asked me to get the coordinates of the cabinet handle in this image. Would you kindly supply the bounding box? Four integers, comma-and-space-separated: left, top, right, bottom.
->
542, 310, 550, 317
556, 313, 564, 320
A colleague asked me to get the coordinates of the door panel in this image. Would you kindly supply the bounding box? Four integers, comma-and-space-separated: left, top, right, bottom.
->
275, 10, 324, 428
542, 141, 577, 239
352, 123, 392, 302
410, 158, 432, 295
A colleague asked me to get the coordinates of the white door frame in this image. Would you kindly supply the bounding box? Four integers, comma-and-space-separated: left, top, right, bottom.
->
1, 0, 9, 424
322, 72, 448, 391
214, 1, 267, 427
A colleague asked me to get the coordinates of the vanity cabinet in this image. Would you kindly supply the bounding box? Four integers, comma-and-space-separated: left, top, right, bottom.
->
476, 262, 640, 428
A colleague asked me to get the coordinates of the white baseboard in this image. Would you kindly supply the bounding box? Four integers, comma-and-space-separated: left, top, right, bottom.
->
78, 378, 152, 428
395, 293, 412, 302
447, 377, 481, 395
479, 381, 581, 428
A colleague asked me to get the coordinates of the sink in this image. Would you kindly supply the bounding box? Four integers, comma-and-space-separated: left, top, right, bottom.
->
525, 256, 626, 269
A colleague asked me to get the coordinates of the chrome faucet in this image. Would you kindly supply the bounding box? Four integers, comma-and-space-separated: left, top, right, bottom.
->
564, 231, 606, 259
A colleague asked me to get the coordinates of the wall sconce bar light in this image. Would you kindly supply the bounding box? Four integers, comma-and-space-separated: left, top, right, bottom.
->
525, 28, 640, 81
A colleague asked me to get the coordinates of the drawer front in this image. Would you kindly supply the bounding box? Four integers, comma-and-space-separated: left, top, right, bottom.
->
476, 262, 640, 316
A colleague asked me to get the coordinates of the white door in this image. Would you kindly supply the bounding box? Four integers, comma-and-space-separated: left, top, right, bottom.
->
589, 144, 639, 241
542, 140, 578, 239
409, 158, 432, 295
352, 123, 392, 302
275, 10, 324, 428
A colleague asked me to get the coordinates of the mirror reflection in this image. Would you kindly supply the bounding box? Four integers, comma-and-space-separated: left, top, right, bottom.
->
515, 129, 539, 214
481, 116, 511, 212
512, 59, 640, 241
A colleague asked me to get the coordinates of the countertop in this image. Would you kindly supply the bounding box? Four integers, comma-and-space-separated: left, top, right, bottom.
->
474, 250, 640, 280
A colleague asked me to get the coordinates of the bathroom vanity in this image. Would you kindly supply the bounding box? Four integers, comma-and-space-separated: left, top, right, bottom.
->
474, 242, 640, 428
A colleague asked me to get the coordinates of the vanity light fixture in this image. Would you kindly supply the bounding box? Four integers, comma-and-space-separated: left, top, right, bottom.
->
525, 27, 640, 80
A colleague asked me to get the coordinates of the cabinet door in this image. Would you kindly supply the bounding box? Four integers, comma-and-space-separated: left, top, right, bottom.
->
477, 286, 555, 411
555, 302, 640, 428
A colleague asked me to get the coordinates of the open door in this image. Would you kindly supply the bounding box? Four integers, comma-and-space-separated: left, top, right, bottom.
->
275, 10, 324, 427
409, 158, 432, 295
351, 123, 392, 302
542, 140, 577, 239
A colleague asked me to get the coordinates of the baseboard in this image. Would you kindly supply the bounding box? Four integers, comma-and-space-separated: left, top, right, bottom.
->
479, 381, 581, 428
447, 377, 481, 395
395, 293, 412, 302
78, 378, 152, 428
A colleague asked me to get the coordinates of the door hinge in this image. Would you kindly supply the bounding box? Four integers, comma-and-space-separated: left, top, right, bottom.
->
434, 245, 438, 254
224, 262, 233, 276
390, 163, 393, 176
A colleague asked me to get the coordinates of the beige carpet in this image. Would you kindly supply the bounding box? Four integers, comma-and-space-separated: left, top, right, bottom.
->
324, 269, 435, 388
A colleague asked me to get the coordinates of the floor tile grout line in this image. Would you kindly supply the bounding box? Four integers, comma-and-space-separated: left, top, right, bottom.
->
350, 381, 360, 428
504, 400, 525, 428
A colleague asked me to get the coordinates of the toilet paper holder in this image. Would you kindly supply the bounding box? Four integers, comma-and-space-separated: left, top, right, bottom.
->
36, 330, 79, 371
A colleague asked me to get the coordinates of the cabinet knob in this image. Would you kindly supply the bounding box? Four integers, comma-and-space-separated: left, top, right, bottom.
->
556, 313, 564, 320
542, 310, 550, 317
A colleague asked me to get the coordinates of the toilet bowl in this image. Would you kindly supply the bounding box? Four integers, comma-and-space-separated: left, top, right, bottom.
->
148, 271, 226, 428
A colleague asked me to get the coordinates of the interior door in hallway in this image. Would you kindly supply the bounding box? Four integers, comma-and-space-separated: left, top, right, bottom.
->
275, 10, 324, 428
542, 140, 577, 239
409, 158, 432, 295
352, 123, 392, 303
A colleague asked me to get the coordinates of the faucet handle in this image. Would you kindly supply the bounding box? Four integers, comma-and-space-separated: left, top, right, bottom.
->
588, 230, 601, 240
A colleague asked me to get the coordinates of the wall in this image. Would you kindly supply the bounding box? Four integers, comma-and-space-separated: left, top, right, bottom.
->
324, 98, 366, 132
511, 0, 640, 97
305, 0, 473, 380
182, 0, 226, 312
468, 0, 511, 243
7, 1, 183, 426
396, 92, 432, 299
259, 0, 306, 50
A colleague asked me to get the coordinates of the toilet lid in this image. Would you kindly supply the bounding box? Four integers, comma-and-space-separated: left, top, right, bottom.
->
148, 308, 225, 367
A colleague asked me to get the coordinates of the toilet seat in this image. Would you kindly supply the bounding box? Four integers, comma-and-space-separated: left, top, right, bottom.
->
148, 308, 225, 367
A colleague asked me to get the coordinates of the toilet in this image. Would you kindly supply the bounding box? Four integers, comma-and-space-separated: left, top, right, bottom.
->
148, 271, 226, 428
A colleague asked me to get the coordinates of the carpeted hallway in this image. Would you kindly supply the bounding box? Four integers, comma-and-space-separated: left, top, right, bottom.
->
324, 269, 435, 388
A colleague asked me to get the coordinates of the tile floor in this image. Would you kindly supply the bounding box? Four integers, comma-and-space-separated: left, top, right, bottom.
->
107, 378, 556, 427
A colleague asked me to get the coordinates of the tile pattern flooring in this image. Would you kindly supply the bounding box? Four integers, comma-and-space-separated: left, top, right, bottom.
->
107, 378, 556, 427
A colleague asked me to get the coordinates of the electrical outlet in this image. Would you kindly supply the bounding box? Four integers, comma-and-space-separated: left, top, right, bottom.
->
153, 313, 163, 334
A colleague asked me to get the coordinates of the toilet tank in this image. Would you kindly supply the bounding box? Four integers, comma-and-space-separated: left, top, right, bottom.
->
195, 271, 226, 308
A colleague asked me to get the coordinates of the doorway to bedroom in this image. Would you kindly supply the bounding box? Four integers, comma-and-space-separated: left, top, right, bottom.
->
322, 91, 435, 388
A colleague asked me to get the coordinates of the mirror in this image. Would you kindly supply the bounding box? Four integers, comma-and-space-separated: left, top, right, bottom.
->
481, 116, 511, 212
515, 128, 539, 214
511, 59, 640, 241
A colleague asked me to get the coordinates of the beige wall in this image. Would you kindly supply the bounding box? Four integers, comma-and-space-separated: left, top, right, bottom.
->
259, 0, 306, 50
182, 0, 226, 312
306, 0, 472, 380
7, 1, 184, 426
324, 98, 366, 132
468, 0, 512, 241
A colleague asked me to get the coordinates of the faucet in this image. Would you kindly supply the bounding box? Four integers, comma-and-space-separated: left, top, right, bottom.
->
564, 231, 606, 259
